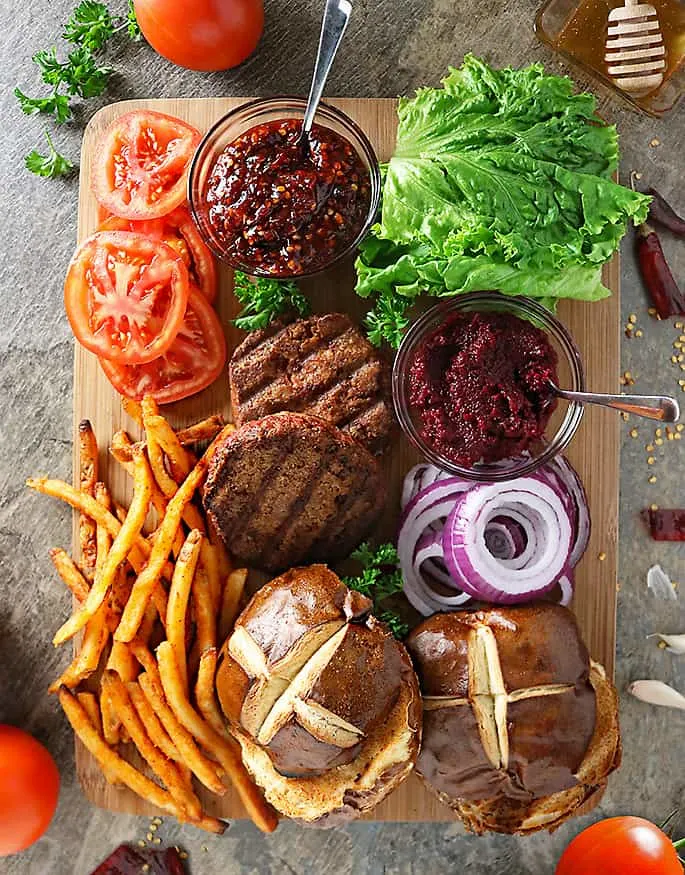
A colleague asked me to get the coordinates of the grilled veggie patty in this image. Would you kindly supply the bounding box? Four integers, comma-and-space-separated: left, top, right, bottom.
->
203, 412, 386, 571
229, 313, 394, 454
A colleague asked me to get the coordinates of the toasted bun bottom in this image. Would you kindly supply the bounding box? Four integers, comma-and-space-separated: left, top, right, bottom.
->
236, 659, 422, 827
419, 661, 621, 835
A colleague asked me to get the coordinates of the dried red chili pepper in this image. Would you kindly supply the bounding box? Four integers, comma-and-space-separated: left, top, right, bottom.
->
91, 844, 187, 875
636, 222, 685, 318
642, 508, 685, 541
646, 188, 685, 237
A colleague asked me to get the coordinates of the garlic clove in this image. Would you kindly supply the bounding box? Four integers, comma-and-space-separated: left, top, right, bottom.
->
628, 679, 685, 710
647, 633, 685, 654
647, 564, 678, 600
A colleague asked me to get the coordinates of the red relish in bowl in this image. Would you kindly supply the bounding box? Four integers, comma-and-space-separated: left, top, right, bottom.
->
205, 118, 371, 276
408, 310, 559, 466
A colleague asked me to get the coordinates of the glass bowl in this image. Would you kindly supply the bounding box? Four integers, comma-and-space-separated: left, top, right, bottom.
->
392, 292, 586, 482
187, 97, 382, 278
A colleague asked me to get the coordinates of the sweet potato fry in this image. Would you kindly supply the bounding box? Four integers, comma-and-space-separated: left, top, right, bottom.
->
76, 691, 119, 784
142, 404, 194, 483
193, 564, 217, 654
104, 671, 202, 820
157, 641, 278, 833
52, 448, 153, 646
58, 687, 190, 822
122, 398, 144, 428
49, 548, 90, 603
115, 457, 208, 643
77, 692, 102, 733
196, 648, 228, 738
218, 569, 248, 644
167, 530, 203, 694
176, 415, 227, 446
78, 419, 98, 574
127, 682, 181, 764
138, 671, 226, 796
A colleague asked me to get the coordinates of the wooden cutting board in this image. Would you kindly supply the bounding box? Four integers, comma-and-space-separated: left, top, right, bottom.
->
73, 97, 619, 822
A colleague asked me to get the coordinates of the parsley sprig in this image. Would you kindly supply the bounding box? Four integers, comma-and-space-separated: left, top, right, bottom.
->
364, 290, 411, 348
17, 1, 141, 176
343, 542, 409, 640
25, 131, 75, 179
232, 271, 311, 331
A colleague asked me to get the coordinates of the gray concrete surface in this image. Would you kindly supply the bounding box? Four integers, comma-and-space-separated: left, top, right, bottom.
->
0, 0, 683, 872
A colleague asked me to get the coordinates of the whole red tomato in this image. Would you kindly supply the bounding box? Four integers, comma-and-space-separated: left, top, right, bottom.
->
134, 0, 264, 71
556, 817, 683, 875
0, 725, 60, 856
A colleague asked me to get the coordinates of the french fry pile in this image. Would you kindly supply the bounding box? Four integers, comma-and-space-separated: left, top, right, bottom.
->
27, 397, 278, 834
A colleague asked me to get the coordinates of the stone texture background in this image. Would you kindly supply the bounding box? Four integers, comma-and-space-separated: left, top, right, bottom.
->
0, 0, 683, 872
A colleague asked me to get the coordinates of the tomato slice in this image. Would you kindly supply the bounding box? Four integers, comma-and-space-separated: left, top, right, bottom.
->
99, 207, 217, 303
92, 110, 201, 220
99, 287, 227, 404
65, 231, 190, 364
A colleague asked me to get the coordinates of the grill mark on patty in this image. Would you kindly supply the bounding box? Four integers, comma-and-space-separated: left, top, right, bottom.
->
230, 317, 351, 405
260, 450, 328, 561
229, 314, 394, 454
229, 437, 326, 561
204, 413, 385, 571
209, 438, 293, 547
239, 356, 377, 424
306, 475, 377, 561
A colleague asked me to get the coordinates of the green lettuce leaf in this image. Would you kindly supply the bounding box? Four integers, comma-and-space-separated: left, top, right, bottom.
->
356, 55, 651, 346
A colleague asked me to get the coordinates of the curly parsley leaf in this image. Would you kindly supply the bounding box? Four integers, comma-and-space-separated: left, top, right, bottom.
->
25, 130, 74, 178
63, 1, 115, 52
364, 290, 411, 348
126, 0, 142, 40
17, 1, 141, 169
232, 271, 311, 331
15, 87, 72, 124
343, 542, 408, 639
62, 47, 112, 97
378, 610, 410, 641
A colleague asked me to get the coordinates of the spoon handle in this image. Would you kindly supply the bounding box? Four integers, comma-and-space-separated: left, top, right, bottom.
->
554, 387, 680, 423
302, 0, 352, 136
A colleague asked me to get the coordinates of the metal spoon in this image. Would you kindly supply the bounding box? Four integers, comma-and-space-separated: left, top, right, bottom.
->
550, 383, 680, 423
299, 0, 352, 146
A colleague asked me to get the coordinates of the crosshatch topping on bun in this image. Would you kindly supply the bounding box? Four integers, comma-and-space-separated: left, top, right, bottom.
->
406, 604, 621, 834
215, 565, 421, 824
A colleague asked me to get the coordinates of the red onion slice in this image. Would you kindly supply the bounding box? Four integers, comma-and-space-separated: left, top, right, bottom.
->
556, 573, 574, 607
412, 532, 472, 609
442, 479, 574, 604
549, 456, 590, 568
401, 464, 430, 510
397, 479, 473, 615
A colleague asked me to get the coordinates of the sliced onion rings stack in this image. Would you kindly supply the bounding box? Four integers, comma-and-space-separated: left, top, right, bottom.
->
398, 458, 589, 615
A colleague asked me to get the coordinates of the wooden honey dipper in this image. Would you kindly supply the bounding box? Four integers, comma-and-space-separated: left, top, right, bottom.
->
605, 0, 666, 95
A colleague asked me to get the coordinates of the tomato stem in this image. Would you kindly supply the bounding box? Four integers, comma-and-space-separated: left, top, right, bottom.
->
673, 837, 685, 850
